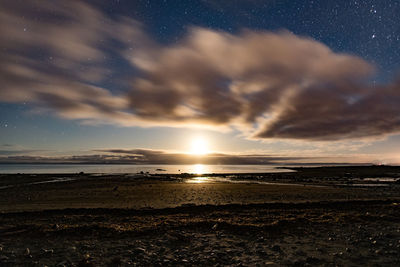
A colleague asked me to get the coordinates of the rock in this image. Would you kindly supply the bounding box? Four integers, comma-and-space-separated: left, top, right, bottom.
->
41, 248, 54, 254
133, 247, 147, 254
56, 261, 69, 267
306, 257, 321, 264
271, 245, 282, 252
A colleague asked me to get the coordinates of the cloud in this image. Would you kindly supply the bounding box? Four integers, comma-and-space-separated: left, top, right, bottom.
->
0, 150, 47, 156
1, 144, 14, 148
0, 0, 139, 125
126, 27, 375, 135
95, 148, 308, 164
0, 148, 323, 165
0, 1, 399, 141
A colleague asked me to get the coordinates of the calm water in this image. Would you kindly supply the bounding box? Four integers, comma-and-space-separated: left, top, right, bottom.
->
0, 164, 295, 174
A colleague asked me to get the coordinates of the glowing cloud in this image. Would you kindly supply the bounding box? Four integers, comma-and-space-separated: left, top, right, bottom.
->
1, 1, 400, 142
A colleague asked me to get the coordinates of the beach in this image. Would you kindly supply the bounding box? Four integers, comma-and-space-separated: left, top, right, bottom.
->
0, 167, 399, 266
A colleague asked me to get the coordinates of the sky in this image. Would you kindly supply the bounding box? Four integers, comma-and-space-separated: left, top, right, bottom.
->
1, 0, 400, 164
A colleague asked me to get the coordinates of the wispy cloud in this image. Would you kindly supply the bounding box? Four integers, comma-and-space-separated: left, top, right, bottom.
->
1, 1, 400, 141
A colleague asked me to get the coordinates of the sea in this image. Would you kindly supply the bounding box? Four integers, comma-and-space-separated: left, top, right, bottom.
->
0, 164, 297, 174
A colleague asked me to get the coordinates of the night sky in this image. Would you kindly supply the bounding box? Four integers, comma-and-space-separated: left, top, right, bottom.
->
1, 0, 400, 164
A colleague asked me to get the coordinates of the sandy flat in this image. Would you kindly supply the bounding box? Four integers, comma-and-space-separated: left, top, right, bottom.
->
0, 174, 398, 212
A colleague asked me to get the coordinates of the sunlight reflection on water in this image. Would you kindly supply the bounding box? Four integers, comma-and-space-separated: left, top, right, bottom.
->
187, 176, 211, 183
186, 164, 211, 183
193, 164, 206, 174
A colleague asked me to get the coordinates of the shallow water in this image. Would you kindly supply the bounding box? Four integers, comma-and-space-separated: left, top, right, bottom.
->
0, 164, 296, 174
185, 176, 328, 187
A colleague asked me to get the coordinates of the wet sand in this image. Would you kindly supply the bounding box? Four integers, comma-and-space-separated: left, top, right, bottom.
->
0, 170, 399, 266
0, 176, 396, 212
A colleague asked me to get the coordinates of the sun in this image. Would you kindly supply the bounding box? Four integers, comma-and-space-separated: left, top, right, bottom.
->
190, 137, 209, 155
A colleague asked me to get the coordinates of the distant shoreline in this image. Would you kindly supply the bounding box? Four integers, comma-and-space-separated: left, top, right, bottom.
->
0, 162, 372, 165
0, 164, 398, 175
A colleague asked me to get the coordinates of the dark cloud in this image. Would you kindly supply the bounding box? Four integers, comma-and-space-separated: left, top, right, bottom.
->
95, 149, 305, 164
0, 150, 47, 156
1, 144, 14, 147
254, 81, 400, 140
0, 148, 307, 164
1, 1, 400, 141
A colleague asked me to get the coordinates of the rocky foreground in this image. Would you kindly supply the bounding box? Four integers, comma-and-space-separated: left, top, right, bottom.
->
0, 200, 399, 266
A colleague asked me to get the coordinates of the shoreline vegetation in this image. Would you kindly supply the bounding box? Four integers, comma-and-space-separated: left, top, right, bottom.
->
0, 166, 399, 266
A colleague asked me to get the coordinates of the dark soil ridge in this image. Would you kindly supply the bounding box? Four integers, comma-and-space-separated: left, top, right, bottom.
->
1, 199, 398, 239
1, 198, 399, 217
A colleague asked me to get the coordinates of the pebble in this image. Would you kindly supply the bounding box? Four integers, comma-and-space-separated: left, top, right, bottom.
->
0, 255, 9, 261
212, 223, 218, 230
134, 247, 147, 254
42, 248, 54, 254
